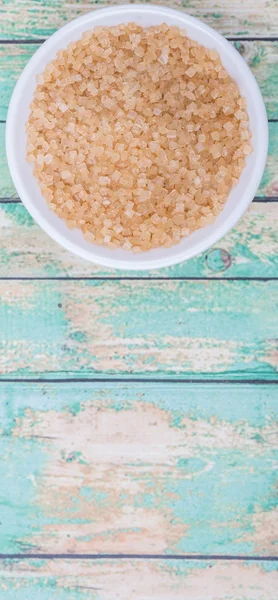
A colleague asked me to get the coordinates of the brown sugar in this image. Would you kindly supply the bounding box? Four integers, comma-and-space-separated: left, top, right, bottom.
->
26, 23, 252, 252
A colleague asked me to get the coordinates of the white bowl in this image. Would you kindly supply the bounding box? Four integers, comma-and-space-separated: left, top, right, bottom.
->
6, 4, 268, 270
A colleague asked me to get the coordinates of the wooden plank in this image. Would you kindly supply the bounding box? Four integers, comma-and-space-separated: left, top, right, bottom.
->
1, 560, 278, 599
233, 41, 278, 121
0, 123, 14, 199
0, 382, 277, 555
1, 0, 278, 39
1, 122, 278, 199
1, 41, 277, 121
0, 280, 277, 380
0, 559, 278, 599
1, 202, 278, 279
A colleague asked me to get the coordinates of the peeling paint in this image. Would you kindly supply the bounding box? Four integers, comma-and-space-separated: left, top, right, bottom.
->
0, 203, 277, 279
1, 280, 277, 378
0, 559, 277, 599
1, 383, 276, 555
1, 0, 277, 38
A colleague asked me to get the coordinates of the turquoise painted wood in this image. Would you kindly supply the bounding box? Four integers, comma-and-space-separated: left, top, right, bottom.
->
0, 559, 278, 599
0, 0, 277, 596
0, 280, 277, 380
1, 0, 277, 39
0, 382, 277, 555
1, 202, 278, 278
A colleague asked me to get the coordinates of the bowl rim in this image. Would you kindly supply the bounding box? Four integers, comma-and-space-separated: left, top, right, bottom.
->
6, 3, 269, 270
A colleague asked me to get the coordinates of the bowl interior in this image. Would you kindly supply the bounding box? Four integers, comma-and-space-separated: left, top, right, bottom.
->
6, 4, 268, 269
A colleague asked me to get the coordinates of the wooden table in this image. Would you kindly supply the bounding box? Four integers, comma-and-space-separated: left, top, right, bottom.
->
0, 1, 277, 597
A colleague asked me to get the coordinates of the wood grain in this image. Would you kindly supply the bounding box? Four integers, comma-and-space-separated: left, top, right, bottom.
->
1, 3, 278, 594
1, 559, 278, 599
1, 202, 278, 279
0, 280, 277, 379
1, 382, 277, 555
0, 559, 278, 599
1, 0, 278, 39
1, 41, 278, 121
1, 122, 277, 200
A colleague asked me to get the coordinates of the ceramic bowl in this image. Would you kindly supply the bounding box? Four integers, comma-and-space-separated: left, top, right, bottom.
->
6, 4, 268, 270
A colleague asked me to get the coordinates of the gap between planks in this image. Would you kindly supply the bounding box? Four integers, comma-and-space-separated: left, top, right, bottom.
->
1, 378, 278, 384
0, 37, 278, 43
0, 276, 277, 281
0, 554, 277, 561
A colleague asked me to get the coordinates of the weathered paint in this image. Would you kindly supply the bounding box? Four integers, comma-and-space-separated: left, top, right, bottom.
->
1, 0, 278, 38
1, 41, 278, 121
0, 280, 277, 379
258, 120, 278, 196
1, 0, 278, 593
0, 559, 278, 599
233, 41, 278, 121
0, 382, 277, 555
1, 202, 278, 278
0, 123, 14, 199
